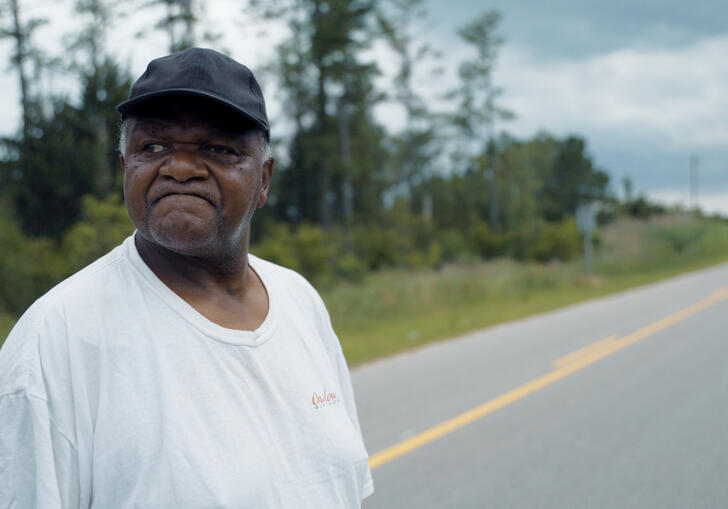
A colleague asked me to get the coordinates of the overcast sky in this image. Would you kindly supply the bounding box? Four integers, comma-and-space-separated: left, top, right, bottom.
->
430, 0, 728, 213
2, 0, 727, 213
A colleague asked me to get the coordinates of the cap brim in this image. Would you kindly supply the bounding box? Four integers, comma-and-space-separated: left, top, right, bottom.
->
116, 88, 269, 134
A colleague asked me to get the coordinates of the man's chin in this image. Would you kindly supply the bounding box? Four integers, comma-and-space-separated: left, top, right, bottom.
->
146, 225, 218, 256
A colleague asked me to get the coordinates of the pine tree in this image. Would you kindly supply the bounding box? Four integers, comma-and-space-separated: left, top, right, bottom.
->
0, 0, 47, 138
448, 11, 513, 231
66, 0, 129, 195
140, 0, 202, 52
377, 0, 440, 197
254, 0, 387, 228
68, 0, 114, 69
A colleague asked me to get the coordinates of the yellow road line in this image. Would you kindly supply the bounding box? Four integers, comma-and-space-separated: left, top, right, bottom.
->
369, 287, 728, 470
553, 334, 618, 369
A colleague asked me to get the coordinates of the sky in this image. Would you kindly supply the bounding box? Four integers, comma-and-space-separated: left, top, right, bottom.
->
1, 0, 727, 213
426, 0, 728, 213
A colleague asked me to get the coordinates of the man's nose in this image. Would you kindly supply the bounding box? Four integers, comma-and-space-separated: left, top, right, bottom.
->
158, 149, 209, 181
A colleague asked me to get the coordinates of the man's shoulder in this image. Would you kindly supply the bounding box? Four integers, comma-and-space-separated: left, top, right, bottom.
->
249, 253, 332, 322
0, 238, 135, 390
38, 238, 133, 311
249, 253, 319, 297
7, 237, 137, 342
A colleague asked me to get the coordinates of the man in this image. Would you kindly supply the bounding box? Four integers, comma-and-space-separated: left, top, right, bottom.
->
0, 48, 373, 507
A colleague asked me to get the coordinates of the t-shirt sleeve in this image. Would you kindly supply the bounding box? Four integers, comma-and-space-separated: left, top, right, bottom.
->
0, 391, 81, 507
0, 308, 82, 508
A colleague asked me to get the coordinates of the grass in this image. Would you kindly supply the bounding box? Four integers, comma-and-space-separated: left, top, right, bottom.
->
325, 215, 728, 365
3, 215, 728, 362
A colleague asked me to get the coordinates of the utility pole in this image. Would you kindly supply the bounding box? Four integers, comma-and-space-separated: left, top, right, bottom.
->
690, 155, 699, 214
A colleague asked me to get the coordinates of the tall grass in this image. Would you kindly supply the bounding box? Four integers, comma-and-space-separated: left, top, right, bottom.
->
325, 216, 728, 364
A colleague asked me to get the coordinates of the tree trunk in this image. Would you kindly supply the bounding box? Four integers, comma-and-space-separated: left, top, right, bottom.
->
338, 93, 353, 247
9, 0, 31, 138
313, 0, 331, 228
181, 0, 194, 48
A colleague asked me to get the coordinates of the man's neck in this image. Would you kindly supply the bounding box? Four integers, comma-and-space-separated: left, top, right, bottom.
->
134, 233, 252, 301
133, 231, 270, 332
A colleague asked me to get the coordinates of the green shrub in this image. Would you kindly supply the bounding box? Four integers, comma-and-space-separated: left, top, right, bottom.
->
251, 223, 300, 271
0, 312, 16, 346
0, 195, 134, 316
529, 219, 582, 262
251, 222, 335, 282
506, 222, 541, 261
471, 221, 506, 259
653, 223, 708, 253
596, 204, 617, 226
404, 242, 442, 269
333, 253, 367, 283
0, 215, 66, 315
438, 229, 472, 262
61, 194, 135, 273
626, 196, 665, 219
352, 225, 405, 270
290, 223, 336, 280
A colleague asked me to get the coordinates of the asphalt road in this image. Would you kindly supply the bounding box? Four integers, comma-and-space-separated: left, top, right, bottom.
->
352, 263, 728, 508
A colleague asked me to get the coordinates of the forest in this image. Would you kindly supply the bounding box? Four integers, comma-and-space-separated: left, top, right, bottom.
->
0, 0, 677, 334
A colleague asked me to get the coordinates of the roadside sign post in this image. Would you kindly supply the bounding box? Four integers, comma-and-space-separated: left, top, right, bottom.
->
576, 202, 597, 278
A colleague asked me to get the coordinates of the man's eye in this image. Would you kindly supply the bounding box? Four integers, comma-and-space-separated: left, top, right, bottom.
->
206, 144, 235, 155
143, 143, 166, 153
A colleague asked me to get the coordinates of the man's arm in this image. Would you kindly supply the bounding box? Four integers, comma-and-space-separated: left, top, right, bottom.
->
0, 308, 83, 508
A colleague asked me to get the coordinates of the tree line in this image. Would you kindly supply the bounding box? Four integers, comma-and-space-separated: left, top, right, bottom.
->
1, 0, 636, 317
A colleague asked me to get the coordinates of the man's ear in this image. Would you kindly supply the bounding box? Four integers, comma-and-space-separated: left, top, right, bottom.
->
257, 157, 274, 208
119, 153, 126, 172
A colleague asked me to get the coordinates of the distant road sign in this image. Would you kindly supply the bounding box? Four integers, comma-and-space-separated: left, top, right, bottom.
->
576, 202, 597, 277
576, 202, 597, 234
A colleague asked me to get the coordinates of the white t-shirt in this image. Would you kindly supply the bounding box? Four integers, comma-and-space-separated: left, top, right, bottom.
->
0, 235, 373, 508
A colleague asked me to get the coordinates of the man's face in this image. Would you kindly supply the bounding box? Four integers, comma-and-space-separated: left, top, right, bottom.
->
120, 100, 273, 258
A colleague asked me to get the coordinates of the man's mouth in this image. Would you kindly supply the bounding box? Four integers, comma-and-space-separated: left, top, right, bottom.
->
153, 192, 211, 205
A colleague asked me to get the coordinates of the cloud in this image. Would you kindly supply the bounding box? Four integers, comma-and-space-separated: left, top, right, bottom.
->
498, 35, 728, 151
487, 34, 728, 197
650, 188, 728, 216
428, 0, 728, 60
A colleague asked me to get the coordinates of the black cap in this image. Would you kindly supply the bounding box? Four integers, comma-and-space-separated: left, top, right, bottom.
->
117, 48, 269, 138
